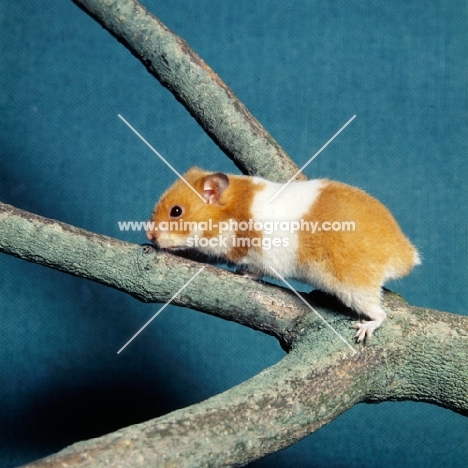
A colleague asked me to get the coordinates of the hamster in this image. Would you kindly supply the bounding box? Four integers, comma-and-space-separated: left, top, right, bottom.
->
146, 167, 420, 342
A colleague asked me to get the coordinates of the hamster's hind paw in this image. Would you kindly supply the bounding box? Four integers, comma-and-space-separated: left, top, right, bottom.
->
352, 320, 380, 343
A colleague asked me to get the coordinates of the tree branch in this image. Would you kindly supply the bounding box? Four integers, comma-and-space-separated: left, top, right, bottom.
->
22, 292, 468, 467
4, 1, 466, 466
0, 202, 305, 348
71, 0, 304, 182
2, 201, 468, 467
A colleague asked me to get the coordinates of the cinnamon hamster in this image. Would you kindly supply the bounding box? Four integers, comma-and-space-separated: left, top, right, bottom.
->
146, 167, 420, 342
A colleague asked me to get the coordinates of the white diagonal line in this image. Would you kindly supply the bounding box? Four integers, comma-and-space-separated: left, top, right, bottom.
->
117, 266, 206, 354
268, 266, 357, 355
118, 114, 206, 203
268, 115, 356, 203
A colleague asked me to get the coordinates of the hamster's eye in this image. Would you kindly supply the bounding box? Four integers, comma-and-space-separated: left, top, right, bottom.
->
169, 205, 183, 218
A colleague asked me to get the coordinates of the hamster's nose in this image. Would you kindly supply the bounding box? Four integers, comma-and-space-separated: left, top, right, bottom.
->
146, 230, 155, 242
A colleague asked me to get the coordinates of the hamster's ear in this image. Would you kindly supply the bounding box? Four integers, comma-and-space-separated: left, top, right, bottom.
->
202, 172, 230, 204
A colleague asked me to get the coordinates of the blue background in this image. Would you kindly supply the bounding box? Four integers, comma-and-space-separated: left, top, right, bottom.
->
1, 1, 467, 466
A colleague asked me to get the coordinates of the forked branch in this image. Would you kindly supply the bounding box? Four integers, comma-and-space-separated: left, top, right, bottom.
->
1, 202, 467, 468
1, 0, 465, 466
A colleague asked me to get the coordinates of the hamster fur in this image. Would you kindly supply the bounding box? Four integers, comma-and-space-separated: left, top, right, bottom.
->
146, 167, 420, 342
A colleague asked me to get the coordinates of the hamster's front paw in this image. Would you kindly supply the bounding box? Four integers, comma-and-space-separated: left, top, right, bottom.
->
236, 268, 262, 280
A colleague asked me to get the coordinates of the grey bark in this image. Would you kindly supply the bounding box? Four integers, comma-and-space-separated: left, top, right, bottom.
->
72, 0, 304, 182
0, 202, 466, 468
0, 0, 465, 466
